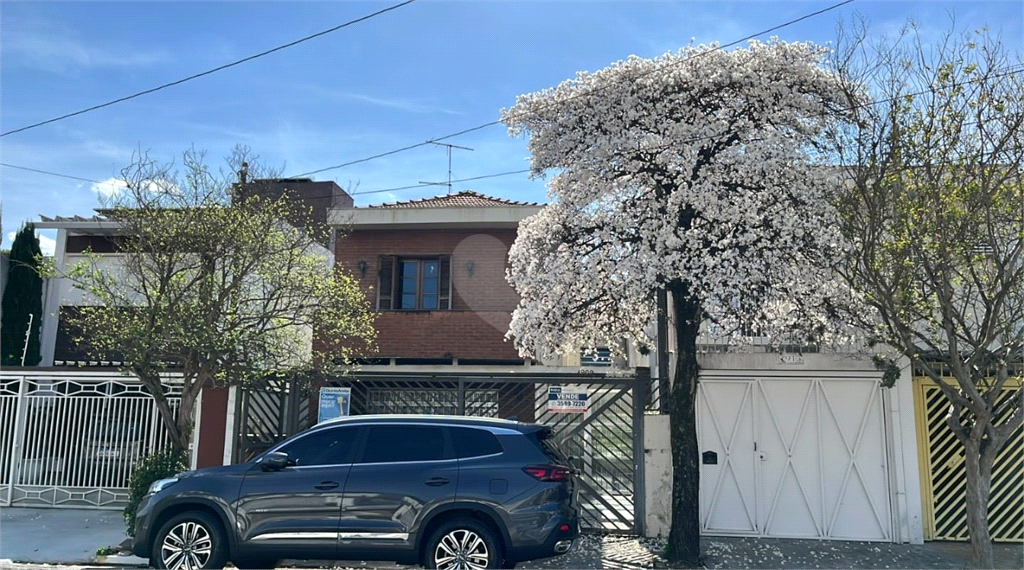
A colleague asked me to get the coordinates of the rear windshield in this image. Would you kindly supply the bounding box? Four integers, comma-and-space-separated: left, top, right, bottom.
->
526, 427, 568, 464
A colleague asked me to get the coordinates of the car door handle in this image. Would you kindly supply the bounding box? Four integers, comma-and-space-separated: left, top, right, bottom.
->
425, 477, 450, 487
314, 481, 340, 490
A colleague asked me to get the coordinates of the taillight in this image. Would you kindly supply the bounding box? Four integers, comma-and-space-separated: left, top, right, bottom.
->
523, 465, 573, 481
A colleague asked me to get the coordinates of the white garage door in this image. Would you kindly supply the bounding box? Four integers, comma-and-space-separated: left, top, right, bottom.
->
697, 374, 893, 541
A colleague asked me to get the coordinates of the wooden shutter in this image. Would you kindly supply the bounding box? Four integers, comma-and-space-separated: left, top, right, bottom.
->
377, 255, 395, 310
439, 256, 451, 310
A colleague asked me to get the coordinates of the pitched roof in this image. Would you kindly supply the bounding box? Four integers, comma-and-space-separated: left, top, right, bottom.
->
38, 214, 109, 223
367, 190, 539, 209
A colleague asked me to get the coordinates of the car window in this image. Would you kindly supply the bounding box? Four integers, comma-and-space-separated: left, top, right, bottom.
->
450, 427, 503, 458
526, 428, 568, 464
359, 425, 447, 463
279, 426, 358, 467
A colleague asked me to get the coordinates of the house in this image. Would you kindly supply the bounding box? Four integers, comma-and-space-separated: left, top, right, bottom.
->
0, 180, 347, 509
12, 182, 1017, 544
286, 190, 651, 533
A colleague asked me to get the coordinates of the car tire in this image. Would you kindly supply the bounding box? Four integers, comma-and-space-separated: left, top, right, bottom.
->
233, 558, 278, 569
150, 511, 228, 570
424, 519, 502, 570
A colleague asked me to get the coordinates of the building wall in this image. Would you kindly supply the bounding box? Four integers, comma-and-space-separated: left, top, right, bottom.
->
334, 228, 521, 360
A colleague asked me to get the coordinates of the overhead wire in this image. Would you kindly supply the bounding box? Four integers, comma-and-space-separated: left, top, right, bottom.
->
5, 65, 1021, 192
291, 0, 857, 178
0, 0, 418, 138
0, 163, 102, 184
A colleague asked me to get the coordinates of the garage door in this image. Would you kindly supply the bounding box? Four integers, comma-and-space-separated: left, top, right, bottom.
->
697, 374, 893, 541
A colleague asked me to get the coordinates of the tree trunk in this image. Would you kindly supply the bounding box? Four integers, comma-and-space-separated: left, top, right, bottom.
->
664, 285, 702, 567
962, 439, 995, 569
135, 368, 192, 455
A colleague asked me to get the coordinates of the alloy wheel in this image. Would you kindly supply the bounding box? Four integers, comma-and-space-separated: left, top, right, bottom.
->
160, 521, 213, 570
434, 528, 490, 570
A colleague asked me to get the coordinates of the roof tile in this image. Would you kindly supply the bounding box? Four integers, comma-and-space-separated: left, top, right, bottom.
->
368, 190, 539, 209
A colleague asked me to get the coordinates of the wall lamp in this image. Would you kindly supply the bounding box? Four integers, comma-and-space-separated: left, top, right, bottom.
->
466, 260, 475, 277
358, 260, 368, 277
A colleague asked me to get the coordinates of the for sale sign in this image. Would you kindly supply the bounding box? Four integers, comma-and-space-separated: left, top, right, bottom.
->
547, 386, 589, 413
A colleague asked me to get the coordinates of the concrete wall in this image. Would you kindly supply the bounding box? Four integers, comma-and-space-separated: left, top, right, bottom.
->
644, 414, 673, 537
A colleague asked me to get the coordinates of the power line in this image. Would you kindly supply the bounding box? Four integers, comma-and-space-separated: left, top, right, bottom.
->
0, 0, 418, 138
291, 0, 857, 178
0, 163, 101, 184
351, 169, 531, 197
5, 66, 1020, 190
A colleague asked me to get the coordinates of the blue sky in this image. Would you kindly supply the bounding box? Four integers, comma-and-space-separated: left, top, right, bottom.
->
2, 0, 1021, 254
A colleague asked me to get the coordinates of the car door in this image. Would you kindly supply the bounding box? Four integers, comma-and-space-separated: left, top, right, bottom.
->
339, 424, 458, 553
234, 425, 361, 560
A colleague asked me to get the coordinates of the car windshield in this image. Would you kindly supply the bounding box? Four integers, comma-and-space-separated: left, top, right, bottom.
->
90, 420, 140, 441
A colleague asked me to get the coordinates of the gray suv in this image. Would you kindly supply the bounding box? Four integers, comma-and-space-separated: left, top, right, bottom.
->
131, 415, 579, 570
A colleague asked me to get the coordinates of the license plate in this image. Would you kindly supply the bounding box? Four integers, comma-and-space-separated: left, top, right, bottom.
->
96, 449, 121, 459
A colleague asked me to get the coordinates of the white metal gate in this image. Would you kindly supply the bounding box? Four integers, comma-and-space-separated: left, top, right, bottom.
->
0, 371, 181, 509
697, 373, 893, 541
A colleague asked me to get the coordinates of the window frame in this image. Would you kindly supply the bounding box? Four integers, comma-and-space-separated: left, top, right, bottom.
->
376, 255, 451, 311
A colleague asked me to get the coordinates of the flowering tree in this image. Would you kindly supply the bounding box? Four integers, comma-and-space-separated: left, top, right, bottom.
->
61, 147, 376, 454
502, 41, 852, 565
829, 22, 1023, 568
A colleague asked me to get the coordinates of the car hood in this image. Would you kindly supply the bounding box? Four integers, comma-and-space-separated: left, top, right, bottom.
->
177, 463, 251, 479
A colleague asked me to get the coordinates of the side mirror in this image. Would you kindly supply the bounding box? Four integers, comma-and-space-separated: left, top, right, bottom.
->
259, 451, 291, 472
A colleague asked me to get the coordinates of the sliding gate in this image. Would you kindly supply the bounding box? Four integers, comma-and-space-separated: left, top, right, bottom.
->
236, 373, 648, 533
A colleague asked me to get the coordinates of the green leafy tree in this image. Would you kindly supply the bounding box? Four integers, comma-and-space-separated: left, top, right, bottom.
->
61, 147, 376, 453
1, 223, 43, 366
828, 20, 1023, 568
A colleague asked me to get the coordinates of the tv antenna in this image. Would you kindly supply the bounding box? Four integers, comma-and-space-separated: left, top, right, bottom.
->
418, 142, 473, 195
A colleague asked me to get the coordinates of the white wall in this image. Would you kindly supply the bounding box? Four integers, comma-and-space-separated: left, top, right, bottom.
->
642, 357, 925, 544
644, 414, 673, 537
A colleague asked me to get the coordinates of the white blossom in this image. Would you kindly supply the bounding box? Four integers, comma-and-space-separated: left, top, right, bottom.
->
502, 39, 863, 359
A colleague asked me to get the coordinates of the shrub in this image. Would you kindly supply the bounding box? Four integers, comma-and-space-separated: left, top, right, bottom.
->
124, 448, 187, 536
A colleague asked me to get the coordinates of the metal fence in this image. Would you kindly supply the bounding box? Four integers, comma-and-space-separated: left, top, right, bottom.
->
236, 371, 648, 534
0, 371, 181, 509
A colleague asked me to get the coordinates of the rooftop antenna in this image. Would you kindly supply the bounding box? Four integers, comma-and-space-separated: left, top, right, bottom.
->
418, 142, 473, 195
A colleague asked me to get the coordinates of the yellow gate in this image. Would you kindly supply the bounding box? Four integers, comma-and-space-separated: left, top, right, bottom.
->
914, 376, 1023, 541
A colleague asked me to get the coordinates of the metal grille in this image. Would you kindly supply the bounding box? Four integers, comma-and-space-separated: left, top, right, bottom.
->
0, 372, 182, 509
365, 387, 499, 416
916, 378, 1023, 541
236, 377, 312, 462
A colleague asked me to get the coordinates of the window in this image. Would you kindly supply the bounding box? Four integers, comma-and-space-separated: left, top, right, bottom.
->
279, 426, 358, 466
359, 425, 448, 463
581, 347, 613, 366
377, 255, 451, 310
450, 427, 503, 458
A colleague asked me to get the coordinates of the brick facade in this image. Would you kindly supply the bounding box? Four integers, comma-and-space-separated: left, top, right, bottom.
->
334, 228, 523, 361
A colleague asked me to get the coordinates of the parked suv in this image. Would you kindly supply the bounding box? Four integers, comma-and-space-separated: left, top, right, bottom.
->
131, 415, 579, 569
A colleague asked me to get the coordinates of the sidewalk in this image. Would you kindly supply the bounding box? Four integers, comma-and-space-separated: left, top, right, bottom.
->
0, 507, 134, 565
1, 507, 1021, 569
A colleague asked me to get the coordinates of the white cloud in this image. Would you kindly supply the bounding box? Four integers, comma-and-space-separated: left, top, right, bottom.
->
37, 233, 56, 257
3, 28, 165, 73
5, 231, 56, 257
91, 177, 128, 198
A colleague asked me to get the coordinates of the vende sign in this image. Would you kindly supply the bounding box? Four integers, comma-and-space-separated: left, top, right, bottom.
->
547, 386, 589, 413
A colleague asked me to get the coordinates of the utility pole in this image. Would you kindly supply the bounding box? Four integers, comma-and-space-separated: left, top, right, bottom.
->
419, 142, 473, 194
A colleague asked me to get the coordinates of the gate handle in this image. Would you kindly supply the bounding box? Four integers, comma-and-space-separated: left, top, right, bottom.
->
425, 477, 450, 487
314, 481, 340, 490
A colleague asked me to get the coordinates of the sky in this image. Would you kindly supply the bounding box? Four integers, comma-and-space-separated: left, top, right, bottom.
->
1, 0, 1022, 255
